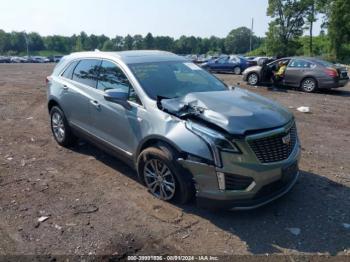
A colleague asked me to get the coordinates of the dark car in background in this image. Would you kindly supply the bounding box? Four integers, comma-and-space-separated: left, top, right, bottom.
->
30, 56, 50, 63
201, 55, 253, 75
243, 57, 349, 92
0, 56, 11, 63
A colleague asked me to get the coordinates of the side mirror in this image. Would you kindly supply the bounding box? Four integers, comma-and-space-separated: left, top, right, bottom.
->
104, 89, 131, 110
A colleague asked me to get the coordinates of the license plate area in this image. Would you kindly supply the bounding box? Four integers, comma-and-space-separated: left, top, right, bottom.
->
282, 161, 298, 183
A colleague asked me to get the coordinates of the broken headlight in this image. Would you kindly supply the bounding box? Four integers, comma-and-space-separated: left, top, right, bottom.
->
186, 121, 240, 167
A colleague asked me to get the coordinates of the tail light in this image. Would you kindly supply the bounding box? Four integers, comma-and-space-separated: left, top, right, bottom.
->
325, 68, 338, 78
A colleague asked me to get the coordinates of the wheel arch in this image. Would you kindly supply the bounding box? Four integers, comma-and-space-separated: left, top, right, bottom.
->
300, 76, 318, 88
135, 135, 183, 162
135, 136, 184, 183
48, 97, 61, 113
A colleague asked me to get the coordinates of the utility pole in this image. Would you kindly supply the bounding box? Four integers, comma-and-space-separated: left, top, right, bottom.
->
309, 1, 315, 56
23, 32, 29, 57
250, 18, 254, 52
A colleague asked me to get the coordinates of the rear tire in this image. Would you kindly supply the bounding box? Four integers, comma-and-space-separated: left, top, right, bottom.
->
301, 78, 317, 93
233, 66, 242, 75
50, 106, 76, 147
247, 73, 259, 86
137, 145, 195, 204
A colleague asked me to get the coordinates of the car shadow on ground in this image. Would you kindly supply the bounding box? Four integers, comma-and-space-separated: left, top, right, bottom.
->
70, 140, 140, 183
71, 141, 350, 255
250, 83, 350, 97
321, 88, 350, 97
183, 171, 350, 255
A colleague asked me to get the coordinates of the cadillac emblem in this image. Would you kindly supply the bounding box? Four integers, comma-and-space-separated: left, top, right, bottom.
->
282, 133, 291, 145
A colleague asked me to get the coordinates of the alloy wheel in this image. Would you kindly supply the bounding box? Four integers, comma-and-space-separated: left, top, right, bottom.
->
51, 112, 65, 142
302, 79, 316, 92
248, 73, 258, 85
144, 159, 176, 200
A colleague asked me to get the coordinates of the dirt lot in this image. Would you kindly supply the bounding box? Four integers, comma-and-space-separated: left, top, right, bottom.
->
0, 64, 349, 258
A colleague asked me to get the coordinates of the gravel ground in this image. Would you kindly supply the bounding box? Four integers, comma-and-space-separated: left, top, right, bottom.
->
0, 64, 349, 258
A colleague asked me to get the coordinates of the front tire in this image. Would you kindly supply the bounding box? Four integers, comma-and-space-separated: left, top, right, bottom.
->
137, 145, 195, 204
301, 78, 317, 93
247, 73, 259, 86
50, 106, 76, 147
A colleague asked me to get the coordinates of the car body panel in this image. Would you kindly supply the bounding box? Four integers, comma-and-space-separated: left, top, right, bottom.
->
48, 50, 301, 209
160, 88, 293, 135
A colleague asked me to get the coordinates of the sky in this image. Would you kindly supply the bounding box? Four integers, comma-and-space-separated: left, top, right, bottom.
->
0, 0, 322, 38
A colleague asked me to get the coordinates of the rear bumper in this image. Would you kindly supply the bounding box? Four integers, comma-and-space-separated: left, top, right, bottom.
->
318, 77, 349, 89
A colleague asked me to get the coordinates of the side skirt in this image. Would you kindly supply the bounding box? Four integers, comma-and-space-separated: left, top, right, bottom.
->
70, 124, 136, 170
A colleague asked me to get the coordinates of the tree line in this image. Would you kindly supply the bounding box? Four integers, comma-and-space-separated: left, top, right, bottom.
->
0, 0, 349, 63
0, 29, 262, 57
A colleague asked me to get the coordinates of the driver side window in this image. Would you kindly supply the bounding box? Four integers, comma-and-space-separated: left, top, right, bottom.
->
217, 58, 228, 64
97, 61, 141, 105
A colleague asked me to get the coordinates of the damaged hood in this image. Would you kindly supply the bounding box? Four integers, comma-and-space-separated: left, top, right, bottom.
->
160, 88, 293, 135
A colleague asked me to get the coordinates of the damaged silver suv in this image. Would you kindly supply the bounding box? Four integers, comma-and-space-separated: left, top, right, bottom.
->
47, 50, 301, 209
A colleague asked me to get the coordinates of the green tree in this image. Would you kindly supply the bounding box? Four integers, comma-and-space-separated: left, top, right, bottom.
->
225, 27, 260, 54
133, 35, 144, 49
102, 39, 115, 51
9, 32, 26, 54
266, 0, 310, 56
113, 36, 124, 51
328, 0, 350, 62
305, 0, 316, 55
154, 36, 174, 51
144, 33, 155, 49
28, 32, 45, 51
124, 34, 134, 50
0, 30, 10, 53
74, 36, 83, 52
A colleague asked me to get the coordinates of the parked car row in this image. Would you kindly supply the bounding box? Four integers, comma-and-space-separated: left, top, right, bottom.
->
0, 55, 63, 63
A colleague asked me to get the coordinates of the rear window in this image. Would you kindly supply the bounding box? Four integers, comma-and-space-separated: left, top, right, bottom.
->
288, 59, 315, 68
72, 59, 101, 88
62, 61, 79, 79
314, 59, 334, 67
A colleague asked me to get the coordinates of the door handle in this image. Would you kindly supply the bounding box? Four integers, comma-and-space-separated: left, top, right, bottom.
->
90, 100, 100, 108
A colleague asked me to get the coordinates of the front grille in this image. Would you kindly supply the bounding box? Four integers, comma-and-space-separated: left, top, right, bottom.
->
225, 173, 254, 190
248, 123, 297, 163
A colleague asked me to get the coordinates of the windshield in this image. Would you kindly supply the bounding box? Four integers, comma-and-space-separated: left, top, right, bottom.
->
129, 61, 228, 99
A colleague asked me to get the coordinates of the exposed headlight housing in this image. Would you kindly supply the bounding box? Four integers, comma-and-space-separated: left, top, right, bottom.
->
186, 121, 240, 167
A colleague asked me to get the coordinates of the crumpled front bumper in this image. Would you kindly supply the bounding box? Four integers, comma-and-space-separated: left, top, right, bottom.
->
178, 137, 301, 210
